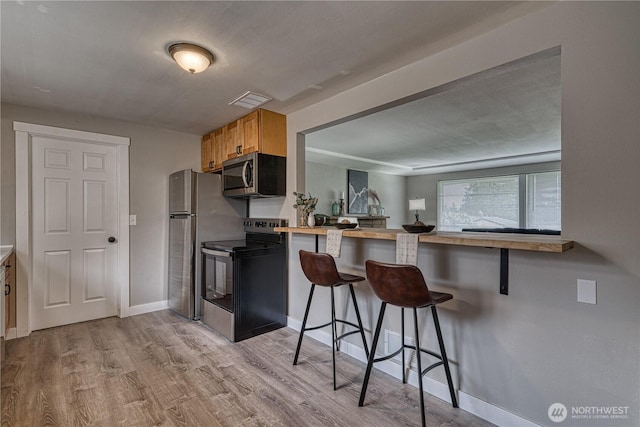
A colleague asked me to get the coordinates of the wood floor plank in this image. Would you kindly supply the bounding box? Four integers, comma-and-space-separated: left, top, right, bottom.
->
2, 310, 494, 427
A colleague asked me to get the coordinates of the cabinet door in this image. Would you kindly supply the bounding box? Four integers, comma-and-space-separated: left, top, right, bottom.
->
211, 127, 225, 171
201, 132, 212, 172
240, 110, 260, 155
4, 253, 15, 333
259, 109, 287, 157
225, 120, 242, 159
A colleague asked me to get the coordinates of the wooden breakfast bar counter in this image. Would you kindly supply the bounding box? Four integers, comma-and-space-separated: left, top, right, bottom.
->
275, 227, 575, 295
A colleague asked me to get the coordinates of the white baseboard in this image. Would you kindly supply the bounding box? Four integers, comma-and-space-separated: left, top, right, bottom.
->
287, 316, 540, 427
122, 300, 169, 317
3, 327, 18, 341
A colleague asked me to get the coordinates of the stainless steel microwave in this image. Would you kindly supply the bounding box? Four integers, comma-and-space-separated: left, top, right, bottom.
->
222, 152, 286, 198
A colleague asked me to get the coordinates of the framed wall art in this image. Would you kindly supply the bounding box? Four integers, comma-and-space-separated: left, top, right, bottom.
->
347, 169, 368, 214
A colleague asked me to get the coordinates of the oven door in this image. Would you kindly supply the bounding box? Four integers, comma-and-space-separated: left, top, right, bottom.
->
201, 248, 235, 312
201, 247, 236, 340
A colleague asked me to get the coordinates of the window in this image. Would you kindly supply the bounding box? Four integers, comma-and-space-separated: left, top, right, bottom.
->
526, 171, 561, 230
437, 171, 561, 232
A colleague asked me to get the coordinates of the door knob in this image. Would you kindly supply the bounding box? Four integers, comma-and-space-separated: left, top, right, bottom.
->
108, 236, 117, 243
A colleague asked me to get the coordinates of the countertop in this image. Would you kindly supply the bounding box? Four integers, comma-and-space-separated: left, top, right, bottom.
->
275, 227, 574, 253
0, 245, 14, 264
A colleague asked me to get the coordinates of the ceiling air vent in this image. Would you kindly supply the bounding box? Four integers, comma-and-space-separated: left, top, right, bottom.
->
229, 91, 272, 109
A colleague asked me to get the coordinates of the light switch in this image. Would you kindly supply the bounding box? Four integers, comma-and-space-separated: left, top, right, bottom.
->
129, 215, 137, 226
577, 279, 596, 304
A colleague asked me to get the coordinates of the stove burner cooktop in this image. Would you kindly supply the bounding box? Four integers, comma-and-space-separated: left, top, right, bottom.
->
202, 239, 279, 253
202, 218, 287, 255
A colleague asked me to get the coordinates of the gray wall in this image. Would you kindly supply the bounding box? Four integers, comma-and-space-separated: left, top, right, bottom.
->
0, 103, 200, 306
305, 161, 407, 228
0, 2, 637, 426
284, 3, 639, 426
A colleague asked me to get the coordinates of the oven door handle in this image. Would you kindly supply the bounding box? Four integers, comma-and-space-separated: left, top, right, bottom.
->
201, 248, 233, 258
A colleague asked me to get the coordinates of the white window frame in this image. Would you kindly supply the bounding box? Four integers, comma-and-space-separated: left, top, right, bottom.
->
437, 170, 561, 232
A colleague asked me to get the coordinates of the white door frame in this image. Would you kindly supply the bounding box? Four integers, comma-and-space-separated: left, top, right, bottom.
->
14, 121, 130, 338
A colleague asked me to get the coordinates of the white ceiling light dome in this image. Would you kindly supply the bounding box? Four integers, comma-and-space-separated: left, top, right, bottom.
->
168, 42, 214, 74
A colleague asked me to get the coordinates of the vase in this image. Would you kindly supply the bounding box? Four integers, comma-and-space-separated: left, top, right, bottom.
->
308, 213, 316, 227
331, 201, 340, 216
297, 206, 308, 227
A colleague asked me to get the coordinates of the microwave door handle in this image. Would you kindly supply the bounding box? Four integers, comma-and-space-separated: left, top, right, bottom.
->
241, 161, 250, 188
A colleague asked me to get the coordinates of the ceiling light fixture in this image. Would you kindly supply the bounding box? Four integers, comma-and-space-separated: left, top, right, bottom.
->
229, 91, 272, 109
168, 42, 214, 74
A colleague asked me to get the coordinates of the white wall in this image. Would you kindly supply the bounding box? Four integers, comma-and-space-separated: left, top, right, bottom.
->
0, 103, 200, 307
284, 3, 639, 426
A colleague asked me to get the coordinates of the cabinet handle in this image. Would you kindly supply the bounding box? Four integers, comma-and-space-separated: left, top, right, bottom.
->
5, 284, 10, 296
236, 145, 242, 155
209, 160, 213, 169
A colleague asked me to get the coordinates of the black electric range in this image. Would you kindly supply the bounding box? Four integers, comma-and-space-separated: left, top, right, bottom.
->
200, 218, 288, 342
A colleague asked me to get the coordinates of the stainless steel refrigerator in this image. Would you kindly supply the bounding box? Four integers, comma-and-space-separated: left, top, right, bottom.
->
168, 169, 245, 320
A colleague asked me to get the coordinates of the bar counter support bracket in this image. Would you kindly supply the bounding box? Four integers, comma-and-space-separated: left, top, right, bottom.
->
500, 248, 509, 295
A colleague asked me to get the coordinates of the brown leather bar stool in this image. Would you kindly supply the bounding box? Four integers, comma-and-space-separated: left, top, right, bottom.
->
359, 260, 458, 427
294, 250, 370, 390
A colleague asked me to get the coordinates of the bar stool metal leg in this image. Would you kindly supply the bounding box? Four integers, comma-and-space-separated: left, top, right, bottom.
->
414, 308, 426, 427
331, 286, 337, 390
358, 302, 387, 407
431, 305, 458, 408
401, 307, 406, 384
349, 284, 370, 358
293, 284, 315, 365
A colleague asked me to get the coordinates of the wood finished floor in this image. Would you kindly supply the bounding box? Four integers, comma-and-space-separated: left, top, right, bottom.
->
1, 310, 493, 426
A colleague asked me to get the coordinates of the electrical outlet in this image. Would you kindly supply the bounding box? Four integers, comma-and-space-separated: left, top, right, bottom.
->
577, 279, 596, 304
129, 215, 137, 226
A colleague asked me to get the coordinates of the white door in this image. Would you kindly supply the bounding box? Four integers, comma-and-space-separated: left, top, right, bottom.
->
31, 136, 118, 330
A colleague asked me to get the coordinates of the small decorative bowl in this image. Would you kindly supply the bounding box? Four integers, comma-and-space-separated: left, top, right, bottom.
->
334, 223, 358, 229
402, 224, 435, 233
313, 214, 326, 226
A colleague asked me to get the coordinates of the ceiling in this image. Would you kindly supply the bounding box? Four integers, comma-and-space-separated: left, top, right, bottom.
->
305, 52, 561, 176
0, 1, 550, 136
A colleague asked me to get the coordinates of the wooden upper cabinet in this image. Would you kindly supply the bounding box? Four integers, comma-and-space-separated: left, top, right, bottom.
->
240, 109, 286, 157
240, 110, 260, 154
201, 109, 287, 173
225, 119, 242, 160
201, 132, 213, 173
211, 127, 225, 171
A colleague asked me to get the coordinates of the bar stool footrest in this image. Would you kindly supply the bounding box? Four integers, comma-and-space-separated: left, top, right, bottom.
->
302, 321, 333, 332
421, 361, 444, 377
404, 344, 444, 361
372, 346, 405, 364
370, 343, 444, 365
335, 328, 362, 343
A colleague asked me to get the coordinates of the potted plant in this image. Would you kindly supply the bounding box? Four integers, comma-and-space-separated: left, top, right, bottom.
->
293, 192, 318, 227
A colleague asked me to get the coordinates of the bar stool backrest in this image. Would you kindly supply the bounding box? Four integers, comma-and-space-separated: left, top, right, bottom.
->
299, 250, 343, 287
365, 260, 433, 308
